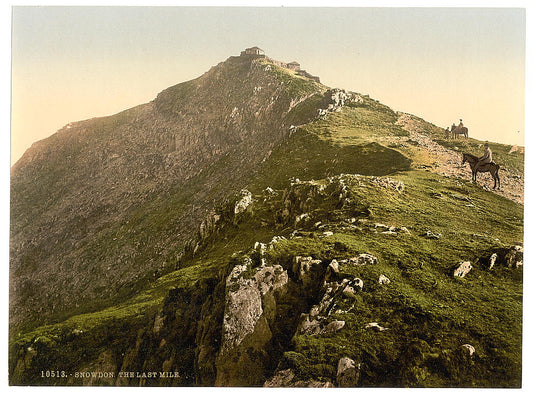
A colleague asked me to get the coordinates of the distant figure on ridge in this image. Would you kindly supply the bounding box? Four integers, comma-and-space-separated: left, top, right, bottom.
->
451, 119, 468, 139
445, 127, 450, 139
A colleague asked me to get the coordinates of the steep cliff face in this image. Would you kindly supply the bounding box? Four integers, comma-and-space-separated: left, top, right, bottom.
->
10, 53, 327, 330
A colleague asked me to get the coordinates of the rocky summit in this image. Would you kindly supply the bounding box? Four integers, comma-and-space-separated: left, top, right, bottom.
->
10, 48, 523, 387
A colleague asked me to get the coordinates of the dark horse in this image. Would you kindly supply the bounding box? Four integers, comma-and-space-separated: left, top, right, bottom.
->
462, 153, 501, 190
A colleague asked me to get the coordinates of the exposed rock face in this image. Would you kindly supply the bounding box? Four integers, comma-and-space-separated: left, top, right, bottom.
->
234, 189, 253, 217
337, 357, 360, 387
292, 256, 325, 291
216, 253, 290, 386
10, 53, 326, 329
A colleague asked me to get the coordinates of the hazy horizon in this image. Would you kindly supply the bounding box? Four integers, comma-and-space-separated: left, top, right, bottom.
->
11, 6, 526, 165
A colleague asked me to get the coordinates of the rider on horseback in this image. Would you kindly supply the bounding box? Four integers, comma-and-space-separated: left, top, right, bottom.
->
473, 142, 493, 174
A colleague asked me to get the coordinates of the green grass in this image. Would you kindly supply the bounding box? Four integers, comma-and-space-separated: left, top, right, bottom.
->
261, 171, 522, 387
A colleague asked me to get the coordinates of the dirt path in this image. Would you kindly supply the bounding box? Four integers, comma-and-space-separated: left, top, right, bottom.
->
395, 113, 523, 205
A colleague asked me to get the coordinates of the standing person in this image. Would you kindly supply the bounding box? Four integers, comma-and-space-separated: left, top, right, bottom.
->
473, 142, 493, 173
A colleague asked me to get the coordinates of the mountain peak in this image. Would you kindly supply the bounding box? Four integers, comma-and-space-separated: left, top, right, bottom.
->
9, 48, 331, 329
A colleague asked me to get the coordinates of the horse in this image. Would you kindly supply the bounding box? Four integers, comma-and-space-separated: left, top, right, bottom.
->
452, 126, 469, 139
462, 153, 501, 190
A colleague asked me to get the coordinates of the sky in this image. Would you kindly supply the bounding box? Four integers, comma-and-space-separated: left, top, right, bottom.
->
9, 6, 527, 166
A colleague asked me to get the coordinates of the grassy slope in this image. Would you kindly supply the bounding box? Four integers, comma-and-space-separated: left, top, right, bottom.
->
11, 89, 523, 387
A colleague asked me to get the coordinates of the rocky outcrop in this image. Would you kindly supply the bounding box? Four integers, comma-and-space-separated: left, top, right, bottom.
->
454, 261, 473, 278
480, 245, 523, 270
317, 89, 351, 118
215, 250, 292, 386
234, 189, 253, 217
337, 357, 360, 387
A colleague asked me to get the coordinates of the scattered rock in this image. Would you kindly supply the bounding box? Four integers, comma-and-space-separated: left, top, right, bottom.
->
337, 357, 360, 387
295, 213, 310, 225
400, 226, 412, 235
298, 314, 323, 335
268, 236, 286, 246
365, 322, 388, 332
352, 278, 364, 291
424, 230, 442, 239
449, 193, 470, 202
461, 344, 476, 356
489, 253, 498, 270
378, 274, 391, 285
325, 259, 340, 281
317, 89, 351, 118
454, 261, 472, 278
322, 231, 334, 237
263, 369, 296, 387
345, 253, 378, 265
152, 314, 165, 335
329, 259, 340, 274
322, 320, 346, 334
342, 285, 356, 296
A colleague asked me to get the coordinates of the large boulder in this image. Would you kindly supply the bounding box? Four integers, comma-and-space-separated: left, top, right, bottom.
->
216, 255, 289, 386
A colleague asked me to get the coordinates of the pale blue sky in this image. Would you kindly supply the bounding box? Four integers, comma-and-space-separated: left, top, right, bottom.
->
11, 6, 526, 164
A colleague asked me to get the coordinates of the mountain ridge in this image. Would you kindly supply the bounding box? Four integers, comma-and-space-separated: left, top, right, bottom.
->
9, 48, 523, 387
10, 51, 330, 330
